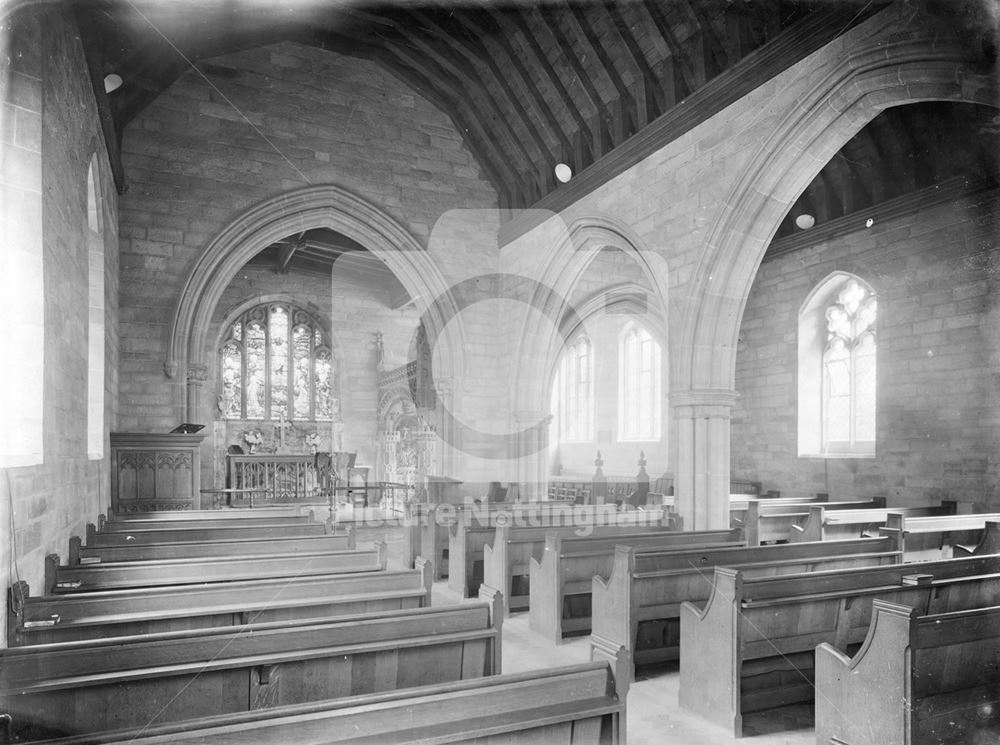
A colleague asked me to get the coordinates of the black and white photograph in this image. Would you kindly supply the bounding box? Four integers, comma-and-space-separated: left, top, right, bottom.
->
1, 0, 998, 742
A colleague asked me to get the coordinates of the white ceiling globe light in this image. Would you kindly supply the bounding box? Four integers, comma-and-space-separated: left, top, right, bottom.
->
554, 163, 572, 183
794, 213, 815, 230
104, 73, 123, 93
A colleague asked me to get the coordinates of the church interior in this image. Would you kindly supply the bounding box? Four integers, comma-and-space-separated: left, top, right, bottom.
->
1, 0, 998, 742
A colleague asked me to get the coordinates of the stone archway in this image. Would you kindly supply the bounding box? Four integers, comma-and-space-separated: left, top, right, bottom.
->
509, 217, 670, 496
673, 9, 998, 529
165, 184, 461, 422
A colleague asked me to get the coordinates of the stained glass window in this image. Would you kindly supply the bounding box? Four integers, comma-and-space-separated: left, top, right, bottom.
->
619, 326, 661, 441
219, 302, 333, 421
553, 336, 593, 442
822, 280, 876, 451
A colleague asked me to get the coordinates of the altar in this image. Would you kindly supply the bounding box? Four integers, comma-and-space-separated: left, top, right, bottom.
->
227, 453, 319, 502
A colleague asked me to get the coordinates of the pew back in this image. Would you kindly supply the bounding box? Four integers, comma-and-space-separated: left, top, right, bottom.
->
880, 513, 1000, 559
70, 531, 354, 564
83, 521, 328, 546
8, 560, 433, 646
789, 503, 955, 543
46, 544, 386, 593
590, 536, 900, 674
1, 601, 501, 740
529, 527, 743, 642
26, 659, 627, 745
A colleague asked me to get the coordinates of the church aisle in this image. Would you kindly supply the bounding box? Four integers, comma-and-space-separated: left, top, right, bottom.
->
431, 579, 814, 745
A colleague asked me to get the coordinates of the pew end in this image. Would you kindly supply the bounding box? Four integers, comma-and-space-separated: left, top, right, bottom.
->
477, 584, 504, 674
814, 600, 914, 745
68, 536, 82, 565
415, 555, 433, 606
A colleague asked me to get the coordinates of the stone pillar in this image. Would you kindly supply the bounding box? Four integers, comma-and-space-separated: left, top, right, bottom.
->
671, 389, 738, 530
185, 363, 209, 423
513, 410, 551, 501
435, 377, 455, 477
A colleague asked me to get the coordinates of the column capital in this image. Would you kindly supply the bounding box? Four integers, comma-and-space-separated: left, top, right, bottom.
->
186, 363, 209, 383
670, 388, 738, 418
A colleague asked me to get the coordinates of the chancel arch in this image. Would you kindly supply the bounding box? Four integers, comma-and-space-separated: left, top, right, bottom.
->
674, 10, 998, 529
165, 184, 463, 426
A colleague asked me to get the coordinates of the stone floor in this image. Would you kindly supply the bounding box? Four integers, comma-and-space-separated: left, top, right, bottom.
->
344, 512, 817, 745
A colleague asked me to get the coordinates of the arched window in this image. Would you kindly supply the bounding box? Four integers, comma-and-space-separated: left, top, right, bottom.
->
618, 325, 661, 441
551, 336, 593, 442
86, 156, 105, 460
799, 274, 876, 457
219, 302, 334, 421
822, 280, 877, 451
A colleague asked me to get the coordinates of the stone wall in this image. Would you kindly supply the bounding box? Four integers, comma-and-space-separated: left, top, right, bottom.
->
117, 41, 497, 435
0, 6, 119, 645
732, 193, 997, 508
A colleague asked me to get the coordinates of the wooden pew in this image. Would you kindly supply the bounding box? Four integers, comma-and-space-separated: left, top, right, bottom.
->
450, 505, 673, 598
7, 560, 433, 646
880, 512, 1000, 560
741, 497, 886, 545
83, 520, 328, 546
45, 543, 386, 593
788, 502, 956, 543
529, 527, 744, 642
69, 530, 355, 565
589, 536, 900, 678
815, 599, 1000, 745
105, 506, 308, 521
1, 599, 502, 741
94, 512, 318, 532
678, 553, 1000, 737
28, 657, 628, 745
402, 499, 598, 580
727, 493, 827, 532
481, 518, 676, 614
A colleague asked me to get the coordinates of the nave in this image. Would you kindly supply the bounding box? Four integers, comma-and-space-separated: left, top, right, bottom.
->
4, 495, 999, 744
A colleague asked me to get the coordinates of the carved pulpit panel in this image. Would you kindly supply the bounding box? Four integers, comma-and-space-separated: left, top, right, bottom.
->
111, 432, 205, 513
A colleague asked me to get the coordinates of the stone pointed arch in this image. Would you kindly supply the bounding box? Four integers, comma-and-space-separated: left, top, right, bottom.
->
672, 8, 997, 529
507, 217, 669, 496
513, 216, 670, 416
166, 184, 459, 420
679, 21, 998, 395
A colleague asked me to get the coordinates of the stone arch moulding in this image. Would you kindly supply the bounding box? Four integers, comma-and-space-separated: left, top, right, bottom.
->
513, 216, 670, 418
166, 184, 461, 420
679, 12, 998, 396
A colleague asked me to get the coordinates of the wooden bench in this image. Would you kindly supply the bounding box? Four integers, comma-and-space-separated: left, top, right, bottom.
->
727, 493, 826, 531
788, 502, 956, 543
880, 513, 1000, 560
450, 506, 673, 598
7, 560, 432, 646
815, 599, 1000, 745
402, 499, 599, 580
528, 527, 744, 642
678, 553, 1000, 737
28, 657, 628, 745
83, 520, 329, 546
741, 497, 886, 545
106, 506, 308, 521
69, 530, 355, 564
589, 536, 900, 678
45, 543, 386, 593
1, 599, 501, 741
481, 518, 676, 614
94, 512, 319, 532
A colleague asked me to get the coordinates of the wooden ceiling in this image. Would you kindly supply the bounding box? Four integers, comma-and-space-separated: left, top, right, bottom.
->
72, 0, 996, 260
77, 0, 895, 208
